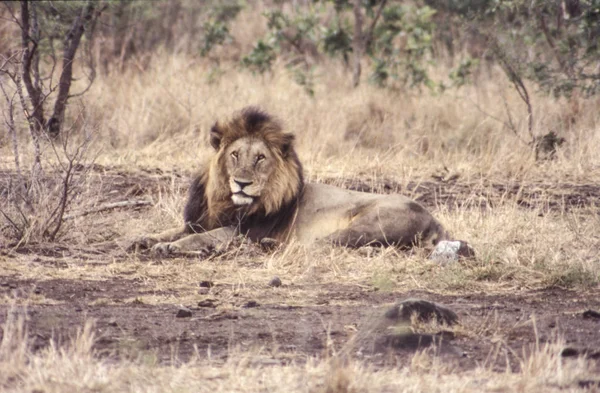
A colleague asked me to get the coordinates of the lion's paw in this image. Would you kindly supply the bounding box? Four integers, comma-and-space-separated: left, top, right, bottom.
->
151, 242, 181, 257
127, 236, 159, 252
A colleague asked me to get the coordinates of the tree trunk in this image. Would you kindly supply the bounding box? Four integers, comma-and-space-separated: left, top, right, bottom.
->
20, 0, 45, 134
352, 0, 363, 88
46, 1, 95, 136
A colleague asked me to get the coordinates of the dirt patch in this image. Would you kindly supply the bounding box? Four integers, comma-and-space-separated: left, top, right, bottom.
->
1, 278, 599, 371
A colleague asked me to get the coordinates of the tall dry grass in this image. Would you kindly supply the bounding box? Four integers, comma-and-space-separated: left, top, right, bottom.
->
78, 50, 600, 184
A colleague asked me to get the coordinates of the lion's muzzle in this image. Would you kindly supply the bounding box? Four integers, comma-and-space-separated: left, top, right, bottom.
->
230, 177, 259, 205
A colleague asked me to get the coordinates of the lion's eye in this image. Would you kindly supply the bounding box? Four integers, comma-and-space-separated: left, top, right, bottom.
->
231, 151, 238, 159
255, 154, 266, 164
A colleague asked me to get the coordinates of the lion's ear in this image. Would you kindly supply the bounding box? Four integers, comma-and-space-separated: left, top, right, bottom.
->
210, 123, 222, 150
281, 133, 295, 156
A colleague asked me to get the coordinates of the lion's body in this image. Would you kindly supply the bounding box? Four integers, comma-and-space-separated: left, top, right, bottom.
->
292, 183, 447, 247
139, 107, 450, 256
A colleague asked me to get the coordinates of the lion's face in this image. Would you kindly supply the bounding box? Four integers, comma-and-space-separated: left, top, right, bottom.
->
206, 107, 303, 217
225, 137, 276, 206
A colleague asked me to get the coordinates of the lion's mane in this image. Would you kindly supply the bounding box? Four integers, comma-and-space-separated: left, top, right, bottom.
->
183, 107, 304, 240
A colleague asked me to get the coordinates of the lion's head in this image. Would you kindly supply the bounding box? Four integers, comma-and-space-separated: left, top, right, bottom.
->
205, 107, 303, 218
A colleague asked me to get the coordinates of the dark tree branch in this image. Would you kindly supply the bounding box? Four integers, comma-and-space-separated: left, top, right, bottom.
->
11, 66, 43, 177
20, 0, 45, 134
364, 0, 388, 51
0, 78, 25, 193
68, 4, 106, 99
538, 13, 573, 79
487, 34, 535, 143
352, 0, 363, 88
47, 1, 95, 137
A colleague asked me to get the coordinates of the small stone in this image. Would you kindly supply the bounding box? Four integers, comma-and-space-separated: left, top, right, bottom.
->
199, 281, 214, 288
198, 287, 210, 295
176, 307, 193, 318
108, 320, 118, 327
561, 347, 580, 357
430, 240, 474, 263
583, 310, 600, 320
242, 300, 260, 308
198, 299, 217, 308
268, 276, 282, 287
259, 237, 280, 251
385, 298, 459, 325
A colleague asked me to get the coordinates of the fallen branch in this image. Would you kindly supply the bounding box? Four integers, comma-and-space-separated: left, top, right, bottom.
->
64, 199, 152, 220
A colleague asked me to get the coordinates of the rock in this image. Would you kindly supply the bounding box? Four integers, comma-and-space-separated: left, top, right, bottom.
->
351, 300, 461, 356
583, 309, 600, 320
385, 298, 459, 325
108, 320, 118, 327
198, 299, 217, 308
199, 281, 214, 288
259, 237, 280, 251
560, 347, 600, 359
578, 380, 600, 389
242, 300, 260, 308
430, 240, 475, 263
197, 287, 210, 295
357, 246, 381, 258
268, 276, 282, 287
176, 307, 193, 318
378, 330, 454, 351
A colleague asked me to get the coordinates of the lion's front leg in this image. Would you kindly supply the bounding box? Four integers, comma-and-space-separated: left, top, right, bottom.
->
128, 226, 187, 252
152, 226, 238, 257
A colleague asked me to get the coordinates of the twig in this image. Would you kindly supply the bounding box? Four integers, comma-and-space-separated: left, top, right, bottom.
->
502, 95, 531, 146
48, 0, 96, 136
68, 4, 106, 99
20, 0, 45, 135
352, 0, 363, 88
488, 34, 535, 142
364, 0, 388, 50
63, 200, 153, 220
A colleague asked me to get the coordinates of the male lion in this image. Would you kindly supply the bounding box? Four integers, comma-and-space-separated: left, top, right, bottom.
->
136, 107, 466, 257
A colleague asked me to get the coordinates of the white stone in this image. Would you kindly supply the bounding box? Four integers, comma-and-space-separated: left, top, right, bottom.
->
430, 240, 463, 263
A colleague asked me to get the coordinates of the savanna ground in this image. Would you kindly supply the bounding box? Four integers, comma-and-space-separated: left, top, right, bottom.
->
2, 3, 600, 392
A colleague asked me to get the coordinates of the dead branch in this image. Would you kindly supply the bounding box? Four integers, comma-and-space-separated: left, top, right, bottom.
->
352, 0, 363, 88
0, 209, 22, 239
46, 153, 75, 241
11, 69, 43, 177
502, 95, 531, 147
47, 1, 96, 137
0, 78, 25, 193
364, 0, 388, 50
41, 110, 93, 241
64, 200, 153, 221
68, 4, 107, 99
20, 0, 45, 134
489, 36, 535, 143
538, 13, 573, 79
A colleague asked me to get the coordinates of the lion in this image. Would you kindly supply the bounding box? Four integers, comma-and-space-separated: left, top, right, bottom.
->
135, 107, 468, 257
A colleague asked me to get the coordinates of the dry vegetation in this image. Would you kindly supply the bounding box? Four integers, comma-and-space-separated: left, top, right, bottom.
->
1, 2, 600, 392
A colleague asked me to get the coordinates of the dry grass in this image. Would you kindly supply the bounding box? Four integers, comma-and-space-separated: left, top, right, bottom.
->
76, 49, 600, 183
0, 311, 595, 393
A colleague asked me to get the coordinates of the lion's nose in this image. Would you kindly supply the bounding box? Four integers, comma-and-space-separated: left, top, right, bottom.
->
234, 179, 253, 189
